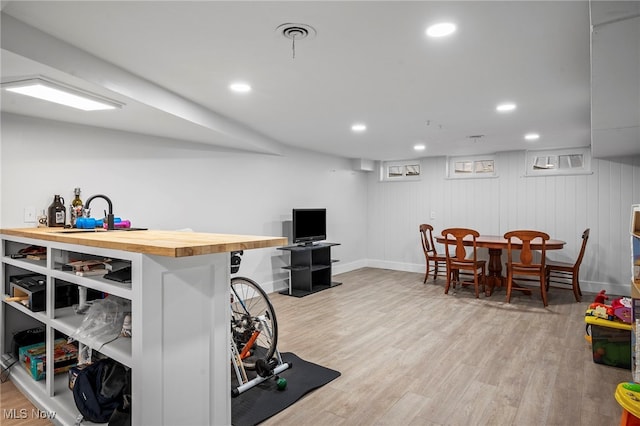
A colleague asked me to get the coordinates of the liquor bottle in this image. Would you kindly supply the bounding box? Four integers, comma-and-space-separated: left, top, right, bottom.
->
47, 195, 66, 227
37, 209, 48, 228
70, 188, 83, 228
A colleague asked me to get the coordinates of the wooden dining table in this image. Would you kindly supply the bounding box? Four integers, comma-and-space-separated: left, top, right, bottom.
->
435, 234, 565, 296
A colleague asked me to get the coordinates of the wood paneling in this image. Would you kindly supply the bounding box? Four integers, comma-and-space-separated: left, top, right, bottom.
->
368, 152, 640, 294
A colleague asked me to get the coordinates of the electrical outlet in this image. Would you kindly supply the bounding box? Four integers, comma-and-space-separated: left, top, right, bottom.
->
24, 207, 36, 223
430, 211, 436, 220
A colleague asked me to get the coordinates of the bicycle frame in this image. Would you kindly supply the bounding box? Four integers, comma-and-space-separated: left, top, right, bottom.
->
230, 313, 290, 397
229, 257, 290, 396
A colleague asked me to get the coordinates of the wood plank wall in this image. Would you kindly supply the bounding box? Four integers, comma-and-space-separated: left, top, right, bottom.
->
366, 151, 640, 295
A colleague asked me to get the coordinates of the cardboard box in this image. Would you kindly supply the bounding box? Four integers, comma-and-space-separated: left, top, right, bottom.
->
18, 338, 78, 381
586, 315, 632, 370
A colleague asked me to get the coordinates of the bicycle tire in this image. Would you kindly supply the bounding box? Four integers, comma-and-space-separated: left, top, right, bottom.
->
230, 276, 278, 370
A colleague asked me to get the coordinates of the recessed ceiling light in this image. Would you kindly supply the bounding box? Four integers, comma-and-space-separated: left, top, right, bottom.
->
496, 103, 517, 112
525, 133, 540, 140
2, 77, 122, 111
229, 82, 251, 93
351, 123, 366, 132
414, 144, 426, 151
426, 22, 457, 38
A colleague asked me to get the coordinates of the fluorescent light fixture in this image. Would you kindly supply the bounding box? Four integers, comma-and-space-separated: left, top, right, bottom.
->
229, 82, 252, 93
496, 102, 517, 112
426, 22, 456, 37
351, 123, 367, 132
1, 77, 122, 111
414, 144, 426, 151
525, 133, 540, 140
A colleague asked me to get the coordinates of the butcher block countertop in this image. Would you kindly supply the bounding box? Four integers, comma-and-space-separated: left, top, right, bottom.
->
1, 227, 288, 257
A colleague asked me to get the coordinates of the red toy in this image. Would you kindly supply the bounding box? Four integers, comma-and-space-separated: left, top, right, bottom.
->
586, 291, 631, 323
594, 290, 608, 304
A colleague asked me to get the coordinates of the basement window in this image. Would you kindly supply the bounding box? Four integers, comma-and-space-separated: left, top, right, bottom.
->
447, 155, 496, 179
525, 147, 592, 176
380, 161, 421, 182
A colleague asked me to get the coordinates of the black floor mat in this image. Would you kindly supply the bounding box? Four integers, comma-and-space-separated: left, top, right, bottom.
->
231, 352, 341, 426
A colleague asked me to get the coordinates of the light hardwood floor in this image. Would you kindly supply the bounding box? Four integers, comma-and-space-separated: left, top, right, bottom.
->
263, 268, 630, 426
2, 268, 631, 425
1, 379, 52, 425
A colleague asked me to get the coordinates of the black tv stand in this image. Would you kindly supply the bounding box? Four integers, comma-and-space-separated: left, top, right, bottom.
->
299, 242, 318, 247
278, 242, 341, 297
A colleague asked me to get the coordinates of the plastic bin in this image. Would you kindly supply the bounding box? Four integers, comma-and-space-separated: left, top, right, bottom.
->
585, 315, 632, 369
615, 383, 640, 426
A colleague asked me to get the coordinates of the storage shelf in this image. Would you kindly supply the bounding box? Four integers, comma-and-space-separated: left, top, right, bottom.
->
3, 360, 82, 425
278, 242, 341, 297
52, 369, 108, 425
4, 358, 107, 425
2, 235, 132, 425
50, 269, 132, 299
3, 298, 132, 368
53, 306, 132, 367
2, 294, 49, 323
279, 281, 341, 297
2, 255, 48, 275
2, 230, 235, 425
282, 264, 331, 272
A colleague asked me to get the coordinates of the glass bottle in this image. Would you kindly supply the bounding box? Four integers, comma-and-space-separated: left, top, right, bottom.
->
70, 187, 83, 228
37, 209, 48, 228
47, 195, 66, 227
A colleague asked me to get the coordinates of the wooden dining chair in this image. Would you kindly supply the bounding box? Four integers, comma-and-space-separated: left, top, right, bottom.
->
441, 228, 486, 298
419, 224, 447, 283
504, 230, 550, 307
545, 228, 589, 302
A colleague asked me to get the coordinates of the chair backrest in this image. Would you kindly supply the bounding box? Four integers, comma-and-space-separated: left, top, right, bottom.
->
419, 224, 438, 257
441, 228, 480, 264
504, 230, 550, 269
574, 228, 590, 268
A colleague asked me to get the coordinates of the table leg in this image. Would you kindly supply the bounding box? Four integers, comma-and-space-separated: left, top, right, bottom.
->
486, 248, 504, 296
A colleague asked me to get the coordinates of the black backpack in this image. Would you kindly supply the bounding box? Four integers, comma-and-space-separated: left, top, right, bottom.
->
70, 358, 129, 424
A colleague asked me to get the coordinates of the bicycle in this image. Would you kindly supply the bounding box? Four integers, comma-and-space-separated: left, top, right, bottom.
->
229, 251, 290, 397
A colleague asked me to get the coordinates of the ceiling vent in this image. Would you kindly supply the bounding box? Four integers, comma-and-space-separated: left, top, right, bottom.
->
276, 23, 317, 59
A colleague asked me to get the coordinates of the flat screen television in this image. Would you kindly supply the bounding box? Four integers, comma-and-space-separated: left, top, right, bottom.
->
292, 208, 326, 245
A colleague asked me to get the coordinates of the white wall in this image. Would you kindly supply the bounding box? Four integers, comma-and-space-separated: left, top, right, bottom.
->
366, 151, 640, 296
0, 113, 369, 292
3, 113, 639, 296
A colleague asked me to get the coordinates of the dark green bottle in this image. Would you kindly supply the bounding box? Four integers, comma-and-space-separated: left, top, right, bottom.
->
70, 188, 83, 228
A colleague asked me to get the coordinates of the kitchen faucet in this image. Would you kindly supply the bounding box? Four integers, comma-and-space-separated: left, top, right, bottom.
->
85, 194, 115, 230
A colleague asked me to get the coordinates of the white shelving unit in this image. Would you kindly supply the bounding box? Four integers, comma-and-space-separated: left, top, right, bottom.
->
631, 205, 640, 383
1, 232, 231, 425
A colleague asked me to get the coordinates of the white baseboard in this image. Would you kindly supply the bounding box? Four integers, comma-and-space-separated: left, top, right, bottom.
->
332, 259, 368, 275
363, 259, 424, 273
264, 259, 630, 298
579, 280, 630, 297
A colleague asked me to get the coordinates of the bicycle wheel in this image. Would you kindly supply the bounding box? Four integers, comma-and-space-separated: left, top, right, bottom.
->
230, 276, 278, 370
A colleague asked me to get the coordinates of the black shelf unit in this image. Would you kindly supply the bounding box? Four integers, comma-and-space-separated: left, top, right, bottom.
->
278, 242, 340, 297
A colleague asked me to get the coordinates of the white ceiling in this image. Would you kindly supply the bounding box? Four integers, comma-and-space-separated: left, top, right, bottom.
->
1, 1, 638, 161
